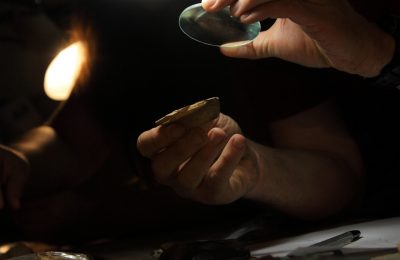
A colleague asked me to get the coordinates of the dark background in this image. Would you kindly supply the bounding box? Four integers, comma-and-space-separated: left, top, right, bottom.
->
1, 0, 400, 231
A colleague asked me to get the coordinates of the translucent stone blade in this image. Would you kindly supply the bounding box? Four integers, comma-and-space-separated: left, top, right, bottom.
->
179, 3, 261, 47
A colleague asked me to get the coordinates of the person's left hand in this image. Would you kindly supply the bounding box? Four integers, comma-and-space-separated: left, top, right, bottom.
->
203, 0, 395, 77
137, 113, 260, 204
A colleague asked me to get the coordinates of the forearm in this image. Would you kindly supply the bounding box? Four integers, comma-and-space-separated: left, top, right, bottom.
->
7, 126, 84, 198
8, 109, 113, 199
245, 141, 364, 220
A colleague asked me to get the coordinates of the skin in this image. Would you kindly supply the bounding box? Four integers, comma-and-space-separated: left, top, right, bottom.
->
0, 99, 135, 238
0, 126, 83, 211
137, 101, 364, 219
0, 144, 29, 210
201, 0, 395, 77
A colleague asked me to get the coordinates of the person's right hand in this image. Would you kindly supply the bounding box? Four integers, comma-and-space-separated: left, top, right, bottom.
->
0, 144, 29, 210
202, 0, 395, 77
137, 113, 260, 205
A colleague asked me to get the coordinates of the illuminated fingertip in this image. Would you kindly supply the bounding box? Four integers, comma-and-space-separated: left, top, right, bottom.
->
201, 0, 216, 9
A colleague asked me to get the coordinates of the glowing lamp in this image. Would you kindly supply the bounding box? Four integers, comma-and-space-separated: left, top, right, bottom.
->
0, 244, 11, 254
44, 41, 86, 101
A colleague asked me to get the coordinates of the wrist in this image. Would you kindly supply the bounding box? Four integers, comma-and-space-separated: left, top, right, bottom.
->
243, 142, 271, 202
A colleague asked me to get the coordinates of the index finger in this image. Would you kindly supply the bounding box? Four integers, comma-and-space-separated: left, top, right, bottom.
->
137, 124, 186, 158
201, 0, 236, 13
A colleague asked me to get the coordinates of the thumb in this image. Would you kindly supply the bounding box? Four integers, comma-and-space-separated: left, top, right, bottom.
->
220, 30, 273, 59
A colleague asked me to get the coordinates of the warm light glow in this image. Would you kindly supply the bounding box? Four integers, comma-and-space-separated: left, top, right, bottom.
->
0, 244, 11, 254
44, 41, 86, 101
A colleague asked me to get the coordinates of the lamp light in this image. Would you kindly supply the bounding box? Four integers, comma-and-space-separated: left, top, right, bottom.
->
44, 40, 87, 101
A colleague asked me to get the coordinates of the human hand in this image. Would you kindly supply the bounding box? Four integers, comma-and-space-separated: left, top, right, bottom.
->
202, 0, 395, 77
137, 113, 260, 204
0, 144, 29, 210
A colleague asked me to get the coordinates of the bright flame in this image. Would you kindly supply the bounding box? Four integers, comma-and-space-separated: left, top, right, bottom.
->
0, 244, 11, 254
44, 41, 86, 101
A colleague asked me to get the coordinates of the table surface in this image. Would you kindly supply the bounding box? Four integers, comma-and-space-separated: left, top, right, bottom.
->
2, 215, 400, 260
